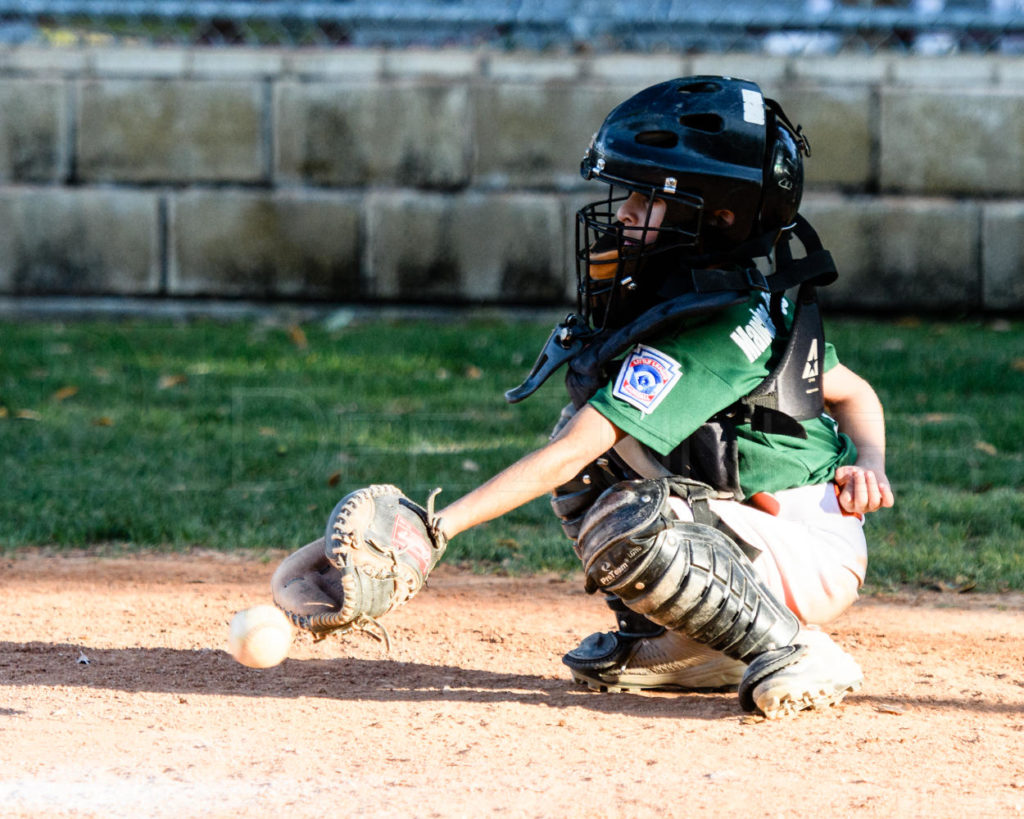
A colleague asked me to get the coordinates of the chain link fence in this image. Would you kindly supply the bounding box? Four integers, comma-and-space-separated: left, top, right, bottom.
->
0, 0, 1021, 54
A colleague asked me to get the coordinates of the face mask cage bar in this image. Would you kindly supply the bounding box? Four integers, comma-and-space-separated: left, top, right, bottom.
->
574, 184, 704, 330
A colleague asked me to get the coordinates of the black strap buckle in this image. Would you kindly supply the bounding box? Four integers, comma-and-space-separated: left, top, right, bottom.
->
744, 268, 770, 292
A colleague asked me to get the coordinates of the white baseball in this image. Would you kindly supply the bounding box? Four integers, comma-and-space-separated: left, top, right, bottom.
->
227, 605, 293, 669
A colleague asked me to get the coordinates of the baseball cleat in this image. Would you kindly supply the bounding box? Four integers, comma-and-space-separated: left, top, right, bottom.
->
565, 629, 747, 693
741, 629, 863, 719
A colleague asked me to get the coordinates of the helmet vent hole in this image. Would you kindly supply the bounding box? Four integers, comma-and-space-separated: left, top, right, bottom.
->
634, 130, 678, 148
679, 113, 724, 133
677, 81, 721, 94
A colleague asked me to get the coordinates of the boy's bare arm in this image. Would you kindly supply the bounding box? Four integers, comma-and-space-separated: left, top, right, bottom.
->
438, 405, 624, 539
823, 363, 895, 515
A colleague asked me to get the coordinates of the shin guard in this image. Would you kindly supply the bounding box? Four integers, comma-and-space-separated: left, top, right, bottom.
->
578, 478, 799, 663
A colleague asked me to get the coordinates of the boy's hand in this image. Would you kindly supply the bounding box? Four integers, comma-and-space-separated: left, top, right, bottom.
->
834, 465, 894, 516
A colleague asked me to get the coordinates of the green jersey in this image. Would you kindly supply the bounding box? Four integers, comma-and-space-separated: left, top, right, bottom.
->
589, 291, 857, 495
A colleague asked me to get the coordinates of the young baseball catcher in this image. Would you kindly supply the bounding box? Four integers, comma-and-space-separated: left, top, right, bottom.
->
271, 75, 894, 720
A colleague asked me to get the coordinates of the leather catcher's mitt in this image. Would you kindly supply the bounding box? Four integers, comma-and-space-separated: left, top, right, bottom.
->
271, 484, 447, 646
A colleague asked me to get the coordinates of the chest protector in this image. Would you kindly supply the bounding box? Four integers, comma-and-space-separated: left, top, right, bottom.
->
506, 216, 838, 499
655, 283, 824, 498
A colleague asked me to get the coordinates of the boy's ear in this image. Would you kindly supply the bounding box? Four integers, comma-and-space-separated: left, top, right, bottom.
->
709, 209, 736, 228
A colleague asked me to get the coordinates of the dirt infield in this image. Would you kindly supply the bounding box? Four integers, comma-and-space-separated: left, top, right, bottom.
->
1, 552, 1022, 819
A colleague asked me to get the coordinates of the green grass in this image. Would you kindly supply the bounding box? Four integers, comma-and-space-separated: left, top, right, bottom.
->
1, 312, 1022, 590
828, 318, 1024, 592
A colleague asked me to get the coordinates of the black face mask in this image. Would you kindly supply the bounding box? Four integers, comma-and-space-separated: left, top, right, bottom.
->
581, 236, 703, 331
576, 193, 704, 331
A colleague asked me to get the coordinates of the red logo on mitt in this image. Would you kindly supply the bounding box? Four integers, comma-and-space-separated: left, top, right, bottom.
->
391, 515, 431, 573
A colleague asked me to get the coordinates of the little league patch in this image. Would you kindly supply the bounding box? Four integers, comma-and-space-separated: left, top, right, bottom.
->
613, 344, 681, 414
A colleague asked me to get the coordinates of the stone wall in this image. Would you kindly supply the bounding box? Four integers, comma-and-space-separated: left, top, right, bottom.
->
0, 47, 1021, 312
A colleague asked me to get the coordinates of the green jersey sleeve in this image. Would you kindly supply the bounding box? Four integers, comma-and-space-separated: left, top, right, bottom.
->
587, 293, 856, 494
588, 294, 776, 456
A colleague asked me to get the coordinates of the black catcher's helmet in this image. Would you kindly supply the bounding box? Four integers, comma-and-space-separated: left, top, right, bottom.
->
576, 75, 810, 329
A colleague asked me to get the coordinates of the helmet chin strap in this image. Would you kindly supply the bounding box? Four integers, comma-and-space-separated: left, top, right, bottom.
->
674, 227, 781, 270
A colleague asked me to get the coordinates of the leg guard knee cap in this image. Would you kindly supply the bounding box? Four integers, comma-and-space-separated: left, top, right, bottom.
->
550, 457, 621, 544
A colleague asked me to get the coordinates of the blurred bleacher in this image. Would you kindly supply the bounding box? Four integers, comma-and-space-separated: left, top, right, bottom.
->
0, 0, 1021, 54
